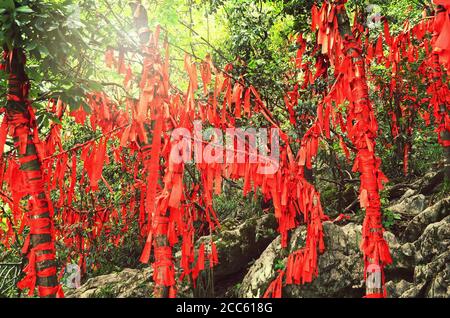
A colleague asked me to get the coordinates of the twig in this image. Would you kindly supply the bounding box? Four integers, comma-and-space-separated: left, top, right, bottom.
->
178, 19, 230, 63
343, 197, 359, 213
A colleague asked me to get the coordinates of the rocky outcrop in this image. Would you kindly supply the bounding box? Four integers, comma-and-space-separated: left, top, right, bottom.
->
235, 235, 283, 298
209, 213, 277, 282
66, 213, 278, 298
387, 214, 449, 297
66, 181, 448, 298
65, 267, 154, 298
238, 222, 366, 298
407, 215, 449, 297
238, 193, 449, 298
389, 192, 426, 217
402, 197, 449, 242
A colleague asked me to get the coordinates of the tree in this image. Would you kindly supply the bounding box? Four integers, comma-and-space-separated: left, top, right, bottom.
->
0, 0, 111, 297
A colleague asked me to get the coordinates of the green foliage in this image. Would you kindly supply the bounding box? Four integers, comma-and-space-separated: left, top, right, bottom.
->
0, 216, 7, 232
209, 0, 298, 118
86, 222, 144, 276
382, 208, 401, 230
213, 183, 267, 222
439, 178, 450, 199
94, 283, 116, 298
274, 258, 285, 271
380, 189, 401, 230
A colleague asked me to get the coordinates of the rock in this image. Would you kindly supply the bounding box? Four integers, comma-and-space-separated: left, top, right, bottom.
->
238, 222, 367, 298
399, 282, 427, 298
65, 266, 195, 298
209, 213, 278, 282
238, 195, 449, 298
66, 182, 449, 298
399, 189, 417, 201
67, 213, 277, 298
384, 231, 414, 272
385, 280, 414, 298
407, 215, 450, 298
403, 197, 449, 242
237, 235, 282, 298
387, 214, 450, 298
414, 215, 450, 263
285, 223, 365, 298
415, 170, 445, 195
65, 267, 155, 298
389, 194, 426, 217
414, 250, 449, 298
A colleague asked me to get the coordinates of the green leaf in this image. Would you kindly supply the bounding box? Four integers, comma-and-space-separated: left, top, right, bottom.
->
25, 41, 37, 50
86, 80, 104, 91
81, 100, 92, 114
0, 0, 14, 11
37, 44, 50, 56
41, 113, 62, 125
0, 217, 8, 231
15, 6, 33, 14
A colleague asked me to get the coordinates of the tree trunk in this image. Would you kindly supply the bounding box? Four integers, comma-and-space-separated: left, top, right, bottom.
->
4, 48, 59, 297
130, 1, 172, 297
335, 4, 392, 298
